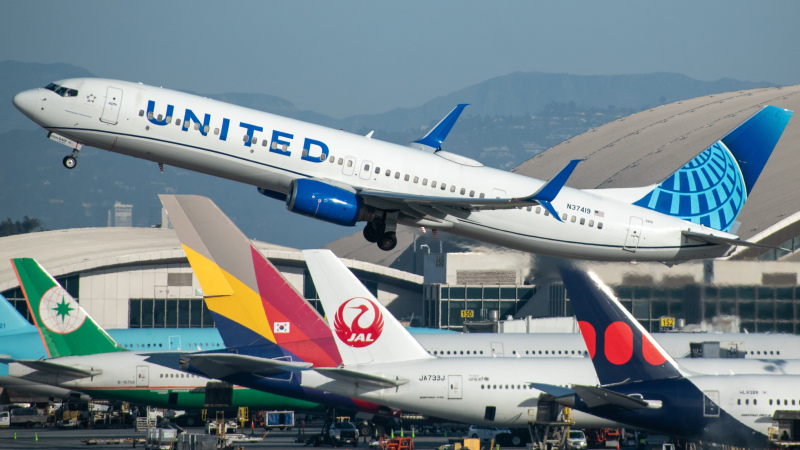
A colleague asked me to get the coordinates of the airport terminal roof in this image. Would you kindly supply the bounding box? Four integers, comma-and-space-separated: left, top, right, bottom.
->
0, 227, 422, 293
326, 85, 800, 263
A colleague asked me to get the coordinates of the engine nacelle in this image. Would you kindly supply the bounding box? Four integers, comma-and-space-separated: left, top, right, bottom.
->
286, 178, 372, 226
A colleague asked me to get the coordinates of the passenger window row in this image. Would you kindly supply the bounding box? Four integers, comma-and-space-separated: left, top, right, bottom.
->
750, 350, 780, 355
122, 342, 221, 349
770, 399, 798, 406
159, 372, 200, 379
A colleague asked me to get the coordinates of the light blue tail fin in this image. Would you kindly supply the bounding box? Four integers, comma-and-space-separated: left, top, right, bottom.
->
634, 105, 792, 232
0, 293, 36, 335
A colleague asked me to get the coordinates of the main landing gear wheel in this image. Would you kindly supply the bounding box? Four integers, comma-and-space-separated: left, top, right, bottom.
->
363, 223, 380, 243
63, 155, 77, 169
377, 232, 397, 251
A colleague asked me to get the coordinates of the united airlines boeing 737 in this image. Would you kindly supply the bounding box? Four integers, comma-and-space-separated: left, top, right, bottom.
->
13, 79, 793, 262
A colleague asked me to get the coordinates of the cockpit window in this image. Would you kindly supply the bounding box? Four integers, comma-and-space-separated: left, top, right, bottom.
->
45, 82, 78, 97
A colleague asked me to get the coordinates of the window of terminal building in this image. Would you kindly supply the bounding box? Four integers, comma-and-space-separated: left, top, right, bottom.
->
129, 298, 214, 328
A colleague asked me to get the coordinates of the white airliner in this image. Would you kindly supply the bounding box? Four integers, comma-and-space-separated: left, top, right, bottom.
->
158, 194, 800, 444
12, 79, 793, 262
540, 265, 800, 447
301, 249, 800, 444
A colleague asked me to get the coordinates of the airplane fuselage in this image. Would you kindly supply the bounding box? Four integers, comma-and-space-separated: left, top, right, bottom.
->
13, 78, 737, 262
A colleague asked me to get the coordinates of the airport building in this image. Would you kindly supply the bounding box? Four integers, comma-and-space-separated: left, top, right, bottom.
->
0, 228, 423, 330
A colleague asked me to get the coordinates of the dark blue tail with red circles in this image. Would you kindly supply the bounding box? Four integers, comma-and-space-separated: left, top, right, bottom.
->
559, 265, 683, 385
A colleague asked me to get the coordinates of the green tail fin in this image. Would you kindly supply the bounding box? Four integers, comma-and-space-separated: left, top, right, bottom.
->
11, 258, 126, 357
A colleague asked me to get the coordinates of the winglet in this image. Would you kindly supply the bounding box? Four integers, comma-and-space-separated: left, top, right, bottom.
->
410, 104, 469, 152
528, 159, 582, 221
532, 159, 582, 202
11, 258, 126, 358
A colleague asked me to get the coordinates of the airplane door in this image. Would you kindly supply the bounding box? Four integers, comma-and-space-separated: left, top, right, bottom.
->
448, 375, 462, 399
703, 391, 720, 417
360, 160, 373, 180
623, 216, 644, 252
343, 156, 356, 176
490, 342, 504, 357
100, 87, 123, 125
169, 335, 181, 350
136, 365, 149, 387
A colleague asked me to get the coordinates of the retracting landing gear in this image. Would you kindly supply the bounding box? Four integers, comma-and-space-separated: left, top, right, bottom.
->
363, 212, 398, 251
63, 149, 79, 169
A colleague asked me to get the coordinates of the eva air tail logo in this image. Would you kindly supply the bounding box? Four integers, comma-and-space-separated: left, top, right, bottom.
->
38, 286, 86, 334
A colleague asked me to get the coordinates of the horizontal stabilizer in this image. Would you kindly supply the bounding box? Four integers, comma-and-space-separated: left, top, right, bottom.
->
410, 104, 469, 152
180, 353, 311, 380
682, 230, 790, 252
8, 360, 101, 379
315, 367, 408, 389
529, 382, 576, 397
570, 384, 650, 409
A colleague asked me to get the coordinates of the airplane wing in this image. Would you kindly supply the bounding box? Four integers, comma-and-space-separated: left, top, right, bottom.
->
355, 159, 582, 222
180, 353, 312, 380
314, 368, 408, 390
7, 360, 102, 379
532, 383, 655, 410
682, 230, 790, 251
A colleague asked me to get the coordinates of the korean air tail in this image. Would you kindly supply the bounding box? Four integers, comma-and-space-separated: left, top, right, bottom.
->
160, 194, 341, 368
11, 258, 126, 358
0, 293, 36, 336
303, 249, 432, 366
559, 263, 683, 385
632, 105, 792, 232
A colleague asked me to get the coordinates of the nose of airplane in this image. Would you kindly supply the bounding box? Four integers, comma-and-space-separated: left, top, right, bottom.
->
12, 89, 39, 118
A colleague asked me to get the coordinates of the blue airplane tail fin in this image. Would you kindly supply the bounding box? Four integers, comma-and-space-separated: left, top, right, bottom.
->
633, 105, 792, 232
559, 264, 683, 385
0, 293, 36, 335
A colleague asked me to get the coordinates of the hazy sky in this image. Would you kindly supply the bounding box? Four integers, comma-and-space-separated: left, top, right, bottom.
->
2, 1, 799, 118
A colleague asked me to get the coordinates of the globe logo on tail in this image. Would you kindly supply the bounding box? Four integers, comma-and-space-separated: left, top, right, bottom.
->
334, 297, 384, 348
38, 286, 86, 334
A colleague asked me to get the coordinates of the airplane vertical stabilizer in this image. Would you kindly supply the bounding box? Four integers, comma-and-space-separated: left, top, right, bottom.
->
160, 194, 341, 367
0, 293, 36, 336
11, 258, 126, 358
559, 264, 683, 385
303, 249, 433, 366
633, 106, 792, 232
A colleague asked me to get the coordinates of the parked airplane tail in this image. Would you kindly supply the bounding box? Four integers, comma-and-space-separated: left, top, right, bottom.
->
160, 194, 341, 367
0, 293, 36, 336
633, 105, 792, 232
303, 249, 433, 366
558, 263, 683, 385
10, 258, 126, 358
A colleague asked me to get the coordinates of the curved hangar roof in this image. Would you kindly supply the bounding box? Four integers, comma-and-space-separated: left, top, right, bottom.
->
325, 85, 800, 263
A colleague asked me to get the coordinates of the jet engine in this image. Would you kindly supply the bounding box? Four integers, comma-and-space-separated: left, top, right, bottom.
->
286, 178, 373, 226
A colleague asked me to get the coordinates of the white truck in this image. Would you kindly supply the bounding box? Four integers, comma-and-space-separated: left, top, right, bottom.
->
0, 407, 47, 428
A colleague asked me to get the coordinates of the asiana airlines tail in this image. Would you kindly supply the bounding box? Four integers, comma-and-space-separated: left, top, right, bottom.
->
13, 78, 793, 262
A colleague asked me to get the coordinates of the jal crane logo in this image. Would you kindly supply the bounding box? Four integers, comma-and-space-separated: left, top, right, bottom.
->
334, 297, 384, 348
